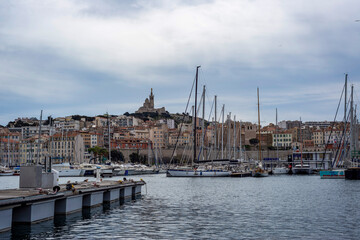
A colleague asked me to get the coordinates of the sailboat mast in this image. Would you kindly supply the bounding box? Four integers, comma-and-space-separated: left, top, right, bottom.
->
221, 104, 225, 159
227, 112, 231, 159
202, 85, 205, 161
345, 74, 348, 124
7, 134, 10, 167
239, 120, 242, 160
350, 85, 354, 164
108, 113, 111, 163
214, 95, 217, 158
193, 66, 200, 164
233, 115, 236, 160
257, 88, 262, 162
37, 110, 43, 165
276, 108, 279, 163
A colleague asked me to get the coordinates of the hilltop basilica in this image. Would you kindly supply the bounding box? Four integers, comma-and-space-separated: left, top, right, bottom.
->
136, 89, 166, 114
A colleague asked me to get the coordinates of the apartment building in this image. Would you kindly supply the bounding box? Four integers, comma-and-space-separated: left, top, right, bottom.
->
49, 132, 84, 164
272, 131, 293, 147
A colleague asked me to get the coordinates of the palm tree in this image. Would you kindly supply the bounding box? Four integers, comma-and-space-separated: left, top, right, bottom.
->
88, 146, 102, 163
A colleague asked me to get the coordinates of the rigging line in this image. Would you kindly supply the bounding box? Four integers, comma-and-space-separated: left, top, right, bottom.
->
207, 98, 215, 122
168, 73, 197, 166
321, 83, 345, 166
331, 111, 351, 167
332, 109, 351, 168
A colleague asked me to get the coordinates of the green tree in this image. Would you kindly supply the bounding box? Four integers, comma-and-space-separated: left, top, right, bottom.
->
111, 150, 125, 162
88, 146, 108, 163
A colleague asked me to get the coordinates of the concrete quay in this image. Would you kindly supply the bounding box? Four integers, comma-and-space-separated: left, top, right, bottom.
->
0, 180, 145, 232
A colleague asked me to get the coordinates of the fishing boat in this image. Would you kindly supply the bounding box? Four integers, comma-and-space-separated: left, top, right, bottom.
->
166, 66, 231, 177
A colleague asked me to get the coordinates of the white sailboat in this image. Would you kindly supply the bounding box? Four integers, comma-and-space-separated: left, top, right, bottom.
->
271, 108, 289, 175
167, 66, 231, 177
252, 87, 269, 177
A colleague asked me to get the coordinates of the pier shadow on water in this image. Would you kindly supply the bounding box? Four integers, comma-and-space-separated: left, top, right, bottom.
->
0, 198, 137, 239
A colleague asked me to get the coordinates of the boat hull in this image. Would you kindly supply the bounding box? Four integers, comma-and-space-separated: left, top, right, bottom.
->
320, 170, 345, 179
272, 168, 289, 175
58, 169, 83, 177
252, 172, 269, 177
166, 169, 231, 177
345, 168, 360, 180
0, 172, 13, 176
292, 168, 312, 175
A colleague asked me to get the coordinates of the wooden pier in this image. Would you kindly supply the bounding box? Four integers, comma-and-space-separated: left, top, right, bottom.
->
0, 179, 145, 232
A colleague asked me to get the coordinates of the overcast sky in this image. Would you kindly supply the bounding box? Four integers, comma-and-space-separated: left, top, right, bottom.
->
1, 0, 359, 126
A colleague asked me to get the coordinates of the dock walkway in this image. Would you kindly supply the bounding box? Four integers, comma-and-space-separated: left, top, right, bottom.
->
0, 180, 145, 232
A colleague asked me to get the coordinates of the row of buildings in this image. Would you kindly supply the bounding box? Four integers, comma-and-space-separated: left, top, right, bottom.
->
0, 90, 357, 166
0, 114, 354, 166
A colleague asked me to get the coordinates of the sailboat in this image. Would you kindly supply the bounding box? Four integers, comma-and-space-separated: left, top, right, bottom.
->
320, 74, 349, 179
271, 108, 289, 175
252, 87, 268, 177
166, 66, 231, 177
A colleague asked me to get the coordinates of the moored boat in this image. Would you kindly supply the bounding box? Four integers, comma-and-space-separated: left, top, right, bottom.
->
320, 169, 345, 179
252, 167, 269, 177
52, 163, 83, 177
344, 167, 360, 180
292, 164, 312, 175
271, 167, 289, 175
0, 166, 13, 176
167, 168, 231, 177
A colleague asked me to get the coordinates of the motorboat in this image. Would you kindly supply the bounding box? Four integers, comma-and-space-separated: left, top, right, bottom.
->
292, 164, 312, 175
52, 163, 83, 177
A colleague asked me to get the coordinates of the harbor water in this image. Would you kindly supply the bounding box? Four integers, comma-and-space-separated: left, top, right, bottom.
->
1, 174, 359, 239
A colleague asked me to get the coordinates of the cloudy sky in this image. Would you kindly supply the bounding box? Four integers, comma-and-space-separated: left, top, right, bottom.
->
0, 0, 359, 126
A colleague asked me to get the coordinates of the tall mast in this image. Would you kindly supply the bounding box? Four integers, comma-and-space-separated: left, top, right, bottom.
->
193, 66, 200, 164
350, 85, 354, 164
49, 117, 53, 172
37, 110, 43, 165
148, 139, 151, 165
257, 88, 262, 162
221, 104, 225, 159
61, 127, 64, 163
202, 85, 205, 161
345, 74, 348, 124
192, 105, 195, 166
276, 108, 279, 163
108, 112, 111, 163
214, 95, 217, 158
233, 115, 236, 160
227, 112, 231, 159
239, 120, 242, 160
7, 134, 10, 167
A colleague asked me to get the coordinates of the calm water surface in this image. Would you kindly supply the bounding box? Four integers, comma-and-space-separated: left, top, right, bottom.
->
0, 174, 359, 239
